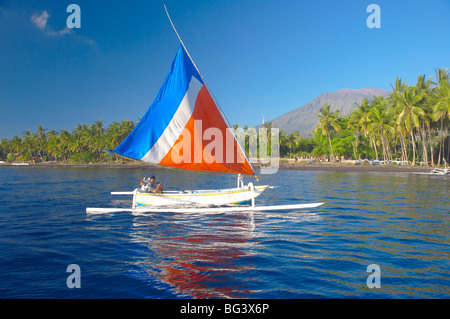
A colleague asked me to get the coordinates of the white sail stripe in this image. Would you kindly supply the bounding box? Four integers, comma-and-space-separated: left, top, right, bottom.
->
140, 76, 203, 164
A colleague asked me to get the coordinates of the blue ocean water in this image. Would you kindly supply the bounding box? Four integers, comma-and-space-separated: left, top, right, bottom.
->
0, 166, 448, 298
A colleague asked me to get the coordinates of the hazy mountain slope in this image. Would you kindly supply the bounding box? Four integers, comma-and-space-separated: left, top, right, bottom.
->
265, 88, 390, 136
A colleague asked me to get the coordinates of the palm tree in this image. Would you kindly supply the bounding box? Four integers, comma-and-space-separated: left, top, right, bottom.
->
389, 77, 407, 94
389, 77, 409, 162
36, 125, 47, 161
368, 99, 394, 162
10, 136, 21, 160
22, 130, 33, 160
392, 86, 424, 165
434, 67, 449, 86
71, 124, 87, 155
91, 120, 105, 160
315, 103, 341, 159
432, 83, 450, 162
353, 98, 372, 136
0, 138, 8, 160
120, 120, 135, 139
432, 68, 450, 164
288, 131, 298, 157
105, 121, 126, 162
59, 130, 71, 162
348, 97, 374, 159
46, 130, 59, 161
415, 74, 434, 165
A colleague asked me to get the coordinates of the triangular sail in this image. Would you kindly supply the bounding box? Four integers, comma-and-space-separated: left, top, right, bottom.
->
113, 45, 254, 175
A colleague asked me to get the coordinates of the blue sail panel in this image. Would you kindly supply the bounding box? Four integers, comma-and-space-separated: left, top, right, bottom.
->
113, 45, 203, 160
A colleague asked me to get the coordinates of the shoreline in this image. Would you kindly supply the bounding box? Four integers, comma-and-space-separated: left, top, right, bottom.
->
0, 161, 438, 173
278, 162, 433, 173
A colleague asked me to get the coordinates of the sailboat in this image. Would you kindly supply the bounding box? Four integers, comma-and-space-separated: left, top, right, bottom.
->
86, 8, 324, 214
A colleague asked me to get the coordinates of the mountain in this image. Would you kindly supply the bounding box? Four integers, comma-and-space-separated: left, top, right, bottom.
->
263, 88, 390, 136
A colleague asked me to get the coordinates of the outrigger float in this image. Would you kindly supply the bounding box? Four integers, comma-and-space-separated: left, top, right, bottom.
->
86, 7, 324, 215
86, 175, 324, 214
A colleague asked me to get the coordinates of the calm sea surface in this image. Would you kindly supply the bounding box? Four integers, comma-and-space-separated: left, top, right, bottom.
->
0, 166, 448, 298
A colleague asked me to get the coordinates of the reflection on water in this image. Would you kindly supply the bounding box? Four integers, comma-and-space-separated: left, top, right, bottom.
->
0, 166, 448, 298
121, 169, 449, 298
129, 212, 258, 298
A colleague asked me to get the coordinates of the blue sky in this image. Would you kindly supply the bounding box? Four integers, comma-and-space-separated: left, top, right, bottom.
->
1, 0, 449, 139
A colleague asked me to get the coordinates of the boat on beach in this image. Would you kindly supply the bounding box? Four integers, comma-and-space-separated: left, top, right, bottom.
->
430, 159, 449, 176
86, 7, 323, 214
430, 168, 449, 175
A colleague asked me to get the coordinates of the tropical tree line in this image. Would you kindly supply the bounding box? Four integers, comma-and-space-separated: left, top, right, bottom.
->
1, 68, 448, 166
0, 120, 135, 163
288, 68, 450, 166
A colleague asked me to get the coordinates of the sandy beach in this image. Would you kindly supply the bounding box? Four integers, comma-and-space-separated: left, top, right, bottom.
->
278, 161, 434, 173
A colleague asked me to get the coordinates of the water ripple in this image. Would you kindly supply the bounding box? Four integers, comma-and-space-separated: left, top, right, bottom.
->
0, 167, 448, 298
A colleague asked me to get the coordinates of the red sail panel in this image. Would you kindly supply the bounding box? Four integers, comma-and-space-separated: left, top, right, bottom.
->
159, 85, 254, 175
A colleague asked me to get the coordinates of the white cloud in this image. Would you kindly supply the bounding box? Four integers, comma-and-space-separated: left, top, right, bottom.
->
47, 27, 73, 36
30, 9, 95, 46
30, 11, 50, 30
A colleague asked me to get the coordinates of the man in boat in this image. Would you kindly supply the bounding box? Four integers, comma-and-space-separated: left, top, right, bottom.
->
142, 176, 163, 193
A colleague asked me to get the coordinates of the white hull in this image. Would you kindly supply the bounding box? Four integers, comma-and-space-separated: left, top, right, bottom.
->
135, 184, 269, 207
86, 181, 325, 214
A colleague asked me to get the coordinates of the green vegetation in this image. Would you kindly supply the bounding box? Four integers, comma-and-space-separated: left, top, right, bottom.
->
1, 68, 448, 166
0, 120, 135, 164
262, 68, 450, 165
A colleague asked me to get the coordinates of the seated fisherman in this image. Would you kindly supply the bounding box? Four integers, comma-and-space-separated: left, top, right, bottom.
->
147, 175, 163, 194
